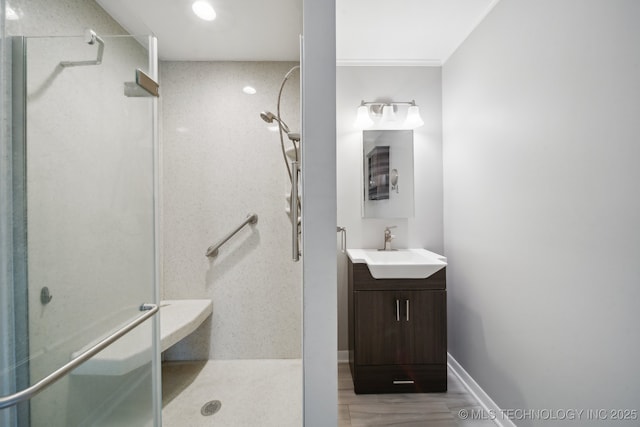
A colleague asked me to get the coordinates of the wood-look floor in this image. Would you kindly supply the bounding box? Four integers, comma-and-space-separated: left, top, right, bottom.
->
338, 363, 497, 427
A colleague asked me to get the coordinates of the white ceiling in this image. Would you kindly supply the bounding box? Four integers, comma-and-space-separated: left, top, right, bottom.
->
337, 0, 497, 65
97, 0, 497, 64
96, 0, 303, 61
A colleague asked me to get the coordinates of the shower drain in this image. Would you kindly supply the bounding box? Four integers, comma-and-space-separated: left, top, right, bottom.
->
201, 400, 222, 416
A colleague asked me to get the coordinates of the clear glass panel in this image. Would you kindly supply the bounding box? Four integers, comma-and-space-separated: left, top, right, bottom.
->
1, 34, 158, 426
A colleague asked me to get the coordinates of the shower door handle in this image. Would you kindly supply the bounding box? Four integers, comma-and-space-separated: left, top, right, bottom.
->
291, 161, 300, 261
0, 303, 158, 410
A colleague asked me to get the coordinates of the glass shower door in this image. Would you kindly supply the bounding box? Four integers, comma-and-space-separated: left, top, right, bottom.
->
0, 33, 160, 426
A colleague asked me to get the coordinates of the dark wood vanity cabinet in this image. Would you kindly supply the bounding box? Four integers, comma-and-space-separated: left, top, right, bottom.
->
348, 259, 447, 394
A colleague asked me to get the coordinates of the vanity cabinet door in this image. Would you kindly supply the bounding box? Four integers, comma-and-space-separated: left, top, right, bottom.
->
354, 289, 446, 366
401, 290, 447, 365
354, 291, 403, 365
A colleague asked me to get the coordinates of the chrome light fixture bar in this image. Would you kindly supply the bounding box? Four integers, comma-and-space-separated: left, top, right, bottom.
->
354, 100, 424, 130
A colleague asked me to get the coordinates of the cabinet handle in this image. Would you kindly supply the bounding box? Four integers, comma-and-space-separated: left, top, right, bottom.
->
393, 380, 415, 385
405, 299, 410, 322
395, 299, 400, 322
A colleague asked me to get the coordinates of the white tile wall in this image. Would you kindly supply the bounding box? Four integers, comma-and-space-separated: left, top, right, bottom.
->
160, 61, 302, 360
7, 0, 127, 36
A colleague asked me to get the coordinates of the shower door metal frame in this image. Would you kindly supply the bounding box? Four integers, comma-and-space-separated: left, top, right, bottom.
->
148, 34, 162, 427
9, 35, 31, 427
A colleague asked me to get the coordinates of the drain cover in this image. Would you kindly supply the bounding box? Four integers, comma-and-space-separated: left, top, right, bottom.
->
201, 400, 222, 416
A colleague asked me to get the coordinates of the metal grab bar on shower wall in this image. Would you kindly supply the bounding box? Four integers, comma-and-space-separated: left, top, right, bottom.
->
0, 303, 158, 410
205, 213, 258, 258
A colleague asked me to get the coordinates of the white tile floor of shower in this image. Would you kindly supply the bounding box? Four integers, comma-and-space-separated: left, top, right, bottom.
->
161, 359, 302, 427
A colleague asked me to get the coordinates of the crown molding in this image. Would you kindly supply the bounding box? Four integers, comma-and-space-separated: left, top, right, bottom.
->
336, 58, 443, 67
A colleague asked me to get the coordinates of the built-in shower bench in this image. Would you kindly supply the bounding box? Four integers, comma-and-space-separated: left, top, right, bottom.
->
71, 299, 212, 376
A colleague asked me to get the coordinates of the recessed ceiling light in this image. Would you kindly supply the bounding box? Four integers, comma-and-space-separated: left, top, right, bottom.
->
192, 1, 216, 21
242, 86, 257, 95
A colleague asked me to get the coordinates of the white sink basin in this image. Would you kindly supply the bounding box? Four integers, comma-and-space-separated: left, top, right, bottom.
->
347, 248, 447, 279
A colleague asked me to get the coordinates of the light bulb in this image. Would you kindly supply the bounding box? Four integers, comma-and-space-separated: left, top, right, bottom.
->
404, 105, 424, 128
380, 105, 397, 125
354, 105, 374, 129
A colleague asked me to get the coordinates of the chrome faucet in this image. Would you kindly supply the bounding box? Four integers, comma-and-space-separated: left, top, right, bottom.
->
382, 226, 397, 251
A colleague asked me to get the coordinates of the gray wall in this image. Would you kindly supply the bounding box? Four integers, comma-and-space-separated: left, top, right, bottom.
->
160, 61, 302, 360
336, 66, 443, 351
302, 0, 337, 423
442, 0, 640, 425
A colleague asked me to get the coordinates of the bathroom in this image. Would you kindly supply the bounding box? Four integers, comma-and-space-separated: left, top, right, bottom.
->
1, 0, 319, 425
2, 0, 640, 426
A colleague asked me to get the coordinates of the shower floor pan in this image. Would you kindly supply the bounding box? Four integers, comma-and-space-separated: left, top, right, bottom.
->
71, 299, 212, 376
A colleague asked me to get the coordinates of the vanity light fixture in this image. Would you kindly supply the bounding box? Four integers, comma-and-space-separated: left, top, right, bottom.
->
192, 1, 216, 21
354, 100, 424, 130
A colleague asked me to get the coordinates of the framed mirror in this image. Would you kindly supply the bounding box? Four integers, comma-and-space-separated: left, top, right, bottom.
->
362, 130, 414, 218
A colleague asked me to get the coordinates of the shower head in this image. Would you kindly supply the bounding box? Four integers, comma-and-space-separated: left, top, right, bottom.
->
260, 111, 276, 123
260, 111, 290, 133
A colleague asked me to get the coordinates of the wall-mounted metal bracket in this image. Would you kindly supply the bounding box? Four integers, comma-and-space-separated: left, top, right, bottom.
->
60, 29, 104, 67
124, 69, 159, 97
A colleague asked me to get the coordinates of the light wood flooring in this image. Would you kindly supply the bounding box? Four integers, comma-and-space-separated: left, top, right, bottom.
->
338, 363, 497, 427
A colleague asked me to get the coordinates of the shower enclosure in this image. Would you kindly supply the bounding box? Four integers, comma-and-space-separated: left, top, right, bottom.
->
0, 32, 161, 426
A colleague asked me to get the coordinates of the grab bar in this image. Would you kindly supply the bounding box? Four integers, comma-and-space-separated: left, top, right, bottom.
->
291, 161, 300, 261
206, 213, 258, 258
0, 303, 158, 410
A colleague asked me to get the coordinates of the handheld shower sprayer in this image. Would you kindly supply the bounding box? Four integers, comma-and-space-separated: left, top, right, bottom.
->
260, 111, 291, 134
259, 65, 301, 261
259, 65, 300, 183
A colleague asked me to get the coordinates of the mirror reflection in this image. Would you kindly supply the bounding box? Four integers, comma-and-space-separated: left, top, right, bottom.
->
362, 130, 414, 218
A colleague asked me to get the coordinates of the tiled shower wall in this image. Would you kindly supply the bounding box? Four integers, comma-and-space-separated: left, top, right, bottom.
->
160, 61, 302, 360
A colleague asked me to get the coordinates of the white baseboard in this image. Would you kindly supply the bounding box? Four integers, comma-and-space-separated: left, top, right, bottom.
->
337, 350, 349, 363
447, 353, 517, 427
